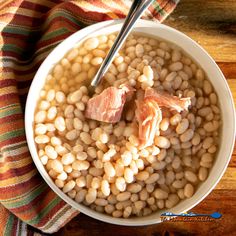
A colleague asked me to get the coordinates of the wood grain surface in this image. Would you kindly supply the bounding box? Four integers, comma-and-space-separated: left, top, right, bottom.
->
55, 1, 236, 235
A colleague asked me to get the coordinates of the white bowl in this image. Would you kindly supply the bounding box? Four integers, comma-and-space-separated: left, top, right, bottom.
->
25, 19, 236, 226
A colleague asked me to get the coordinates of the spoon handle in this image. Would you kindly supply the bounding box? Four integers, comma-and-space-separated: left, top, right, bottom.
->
91, 0, 154, 87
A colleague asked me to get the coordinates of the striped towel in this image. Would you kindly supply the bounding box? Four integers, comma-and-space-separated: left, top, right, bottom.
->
0, 0, 178, 235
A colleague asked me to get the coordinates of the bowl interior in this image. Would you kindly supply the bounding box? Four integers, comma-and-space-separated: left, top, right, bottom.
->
25, 19, 236, 225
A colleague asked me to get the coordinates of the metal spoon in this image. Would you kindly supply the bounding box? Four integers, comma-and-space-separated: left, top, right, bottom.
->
90, 0, 154, 87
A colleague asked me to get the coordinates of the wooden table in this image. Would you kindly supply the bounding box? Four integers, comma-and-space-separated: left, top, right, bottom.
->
56, 1, 236, 235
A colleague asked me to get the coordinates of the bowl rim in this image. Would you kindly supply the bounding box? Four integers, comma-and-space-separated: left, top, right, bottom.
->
25, 19, 236, 226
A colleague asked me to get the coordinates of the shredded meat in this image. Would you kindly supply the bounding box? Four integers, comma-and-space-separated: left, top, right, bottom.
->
135, 98, 162, 148
135, 88, 191, 148
145, 88, 191, 112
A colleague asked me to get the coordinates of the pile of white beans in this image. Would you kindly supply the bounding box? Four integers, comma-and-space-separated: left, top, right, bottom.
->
34, 33, 221, 218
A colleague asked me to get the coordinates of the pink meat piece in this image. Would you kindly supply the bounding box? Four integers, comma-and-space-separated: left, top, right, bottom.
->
145, 88, 191, 112
85, 85, 135, 123
135, 98, 162, 149
135, 88, 191, 148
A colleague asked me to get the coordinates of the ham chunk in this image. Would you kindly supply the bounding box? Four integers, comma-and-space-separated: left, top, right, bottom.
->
145, 88, 191, 112
85, 85, 134, 123
135, 88, 191, 148
135, 98, 162, 148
